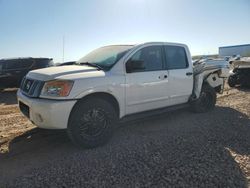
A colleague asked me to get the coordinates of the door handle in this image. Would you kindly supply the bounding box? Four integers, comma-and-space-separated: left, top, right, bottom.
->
186, 72, 193, 76
159, 74, 168, 79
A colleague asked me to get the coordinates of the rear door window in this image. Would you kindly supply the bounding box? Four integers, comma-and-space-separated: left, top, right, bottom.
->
20, 59, 33, 68
164, 46, 189, 69
5, 60, 20, 69
6, 59, 33, 69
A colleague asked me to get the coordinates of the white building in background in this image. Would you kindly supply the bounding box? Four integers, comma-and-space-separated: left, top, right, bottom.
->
219, 44, 250, 57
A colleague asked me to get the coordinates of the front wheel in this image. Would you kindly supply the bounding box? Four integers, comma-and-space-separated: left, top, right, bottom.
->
190, 84, 216, 113
67, 98, 117, 148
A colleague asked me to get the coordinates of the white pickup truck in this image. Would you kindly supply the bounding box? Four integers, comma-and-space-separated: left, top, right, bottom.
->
17, 42, 229, 148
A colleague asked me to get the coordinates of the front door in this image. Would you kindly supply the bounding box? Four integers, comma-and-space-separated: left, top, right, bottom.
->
125, 45, 170, 115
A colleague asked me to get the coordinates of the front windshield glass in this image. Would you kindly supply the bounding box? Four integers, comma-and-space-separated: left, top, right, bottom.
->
77, 45, 134, 70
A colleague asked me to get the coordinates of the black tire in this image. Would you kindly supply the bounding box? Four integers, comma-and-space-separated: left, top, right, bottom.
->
240, 75, 250, 88
228, 76, 236, 87
190, 84, 216, 113
67, 97, 117, 148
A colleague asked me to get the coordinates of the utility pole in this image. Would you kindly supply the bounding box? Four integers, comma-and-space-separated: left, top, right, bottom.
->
62, 35, 65, 63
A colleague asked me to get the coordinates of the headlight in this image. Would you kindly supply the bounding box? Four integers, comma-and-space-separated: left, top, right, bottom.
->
41, 80, 74, 97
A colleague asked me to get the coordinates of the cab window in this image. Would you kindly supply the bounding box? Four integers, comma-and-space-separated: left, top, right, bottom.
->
126, 46, 164, 73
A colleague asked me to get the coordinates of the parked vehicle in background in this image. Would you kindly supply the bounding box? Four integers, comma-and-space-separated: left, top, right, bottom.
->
58, 61, 76, 66
228, 57, 250, 87
0, 57, 54, 88
17, 42, 229, 148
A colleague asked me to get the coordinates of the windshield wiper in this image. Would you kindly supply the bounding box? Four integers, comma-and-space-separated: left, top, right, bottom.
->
79, 62, 103, 70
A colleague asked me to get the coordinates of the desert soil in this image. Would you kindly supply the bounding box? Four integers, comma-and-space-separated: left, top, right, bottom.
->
0, 86, 249, 187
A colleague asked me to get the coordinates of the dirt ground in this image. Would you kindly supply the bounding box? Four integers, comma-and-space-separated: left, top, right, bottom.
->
0, 86, 249, 187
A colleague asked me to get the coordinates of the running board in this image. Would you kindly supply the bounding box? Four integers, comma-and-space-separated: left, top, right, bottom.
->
120, 103, 189, 123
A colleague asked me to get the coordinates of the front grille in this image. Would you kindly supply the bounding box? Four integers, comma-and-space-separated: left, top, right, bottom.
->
20, 77, 44, 98
22, 79, 34, 93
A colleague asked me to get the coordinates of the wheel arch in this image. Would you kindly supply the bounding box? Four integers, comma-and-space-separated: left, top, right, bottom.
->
70, 92, 120, 120
193, 71, 224, 99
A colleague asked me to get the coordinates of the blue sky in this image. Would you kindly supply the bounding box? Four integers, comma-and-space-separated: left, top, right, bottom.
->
0, 0, 249, 62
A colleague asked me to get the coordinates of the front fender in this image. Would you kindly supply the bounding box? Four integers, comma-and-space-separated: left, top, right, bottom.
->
193, 72, 225, 99
73, 85, 125, 118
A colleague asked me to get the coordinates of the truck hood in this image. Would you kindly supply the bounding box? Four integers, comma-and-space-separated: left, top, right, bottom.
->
27, 65, 104, 81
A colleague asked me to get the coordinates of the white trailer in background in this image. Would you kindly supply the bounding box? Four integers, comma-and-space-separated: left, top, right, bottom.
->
219, 44, 250, 57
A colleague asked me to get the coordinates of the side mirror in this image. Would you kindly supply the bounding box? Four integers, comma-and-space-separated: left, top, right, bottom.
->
126, 60, 145, 73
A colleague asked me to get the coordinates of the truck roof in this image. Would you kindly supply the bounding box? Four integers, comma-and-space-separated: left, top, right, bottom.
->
102, 42, 188, 48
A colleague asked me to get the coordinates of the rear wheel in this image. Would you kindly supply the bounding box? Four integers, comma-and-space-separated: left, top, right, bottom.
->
67, 98, 117, 148
240, 73, 250, 88
190, 84, 216, 113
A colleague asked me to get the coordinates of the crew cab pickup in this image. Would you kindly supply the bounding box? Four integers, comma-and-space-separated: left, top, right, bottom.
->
17, 42, 229, 148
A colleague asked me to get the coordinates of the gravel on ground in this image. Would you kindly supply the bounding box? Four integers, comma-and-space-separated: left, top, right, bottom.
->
0, 86, 249, 188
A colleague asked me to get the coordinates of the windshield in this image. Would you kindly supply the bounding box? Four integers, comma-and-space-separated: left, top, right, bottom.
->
77, 45, 134, 70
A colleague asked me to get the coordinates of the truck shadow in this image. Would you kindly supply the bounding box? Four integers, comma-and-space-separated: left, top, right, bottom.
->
235, 85, 250, 92
0, 88, 18, 105
0, 106, 249, 187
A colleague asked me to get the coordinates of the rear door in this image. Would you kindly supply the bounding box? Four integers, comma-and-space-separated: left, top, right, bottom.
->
163, 45, 193, 105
